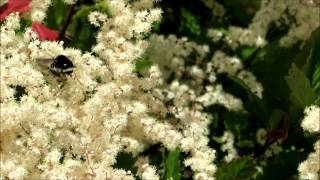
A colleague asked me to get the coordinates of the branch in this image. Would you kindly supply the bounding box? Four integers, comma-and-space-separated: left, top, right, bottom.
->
59, 1, 78, 40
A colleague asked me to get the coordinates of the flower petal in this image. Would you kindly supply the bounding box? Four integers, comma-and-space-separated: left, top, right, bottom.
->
31, 22, 59, 41
0, 0, 31, 21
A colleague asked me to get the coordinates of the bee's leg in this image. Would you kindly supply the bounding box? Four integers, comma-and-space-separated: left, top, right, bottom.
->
56, 75, 68, 82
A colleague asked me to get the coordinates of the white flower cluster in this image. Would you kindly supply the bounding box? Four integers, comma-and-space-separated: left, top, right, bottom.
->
0, 0, 180, 179
7, 0, 317, 179
147, 35, 263, 100
250, 0, 320, 47
209, 51, 263, 98
88, 11, 108, 27
198, 85, 243, 111
135, 157, 160, 180
301, 105, 320, 133
256, 128, 267, 145
131, 0, 162, 10
225, 27, 266, 49
298, 105, 320, 180
147, 34, 209, 81
206, 0, 319, 49
207, 28, 224, 42
145, 33, 264, 178
201, 0, 225, 20
298, 140, 320, 180
207, 27, 266, 49
220, 131, 238, 162
264, 141, 283, 158
30, 0, 52, 22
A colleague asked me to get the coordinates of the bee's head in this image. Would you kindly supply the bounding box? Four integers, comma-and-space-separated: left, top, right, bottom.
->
54, 55, 75, 75
55, 55, 74, 69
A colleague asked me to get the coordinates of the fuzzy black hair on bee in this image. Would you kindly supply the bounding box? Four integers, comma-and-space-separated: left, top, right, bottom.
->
37, 55, 75, 76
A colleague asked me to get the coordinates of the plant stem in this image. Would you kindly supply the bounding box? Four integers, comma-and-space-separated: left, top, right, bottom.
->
59, 2, 78, 40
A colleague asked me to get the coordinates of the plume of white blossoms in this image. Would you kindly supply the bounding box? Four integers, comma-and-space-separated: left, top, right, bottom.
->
131, 0, 161, 10
206, 0, 319, 49
147, 35, 263, 99
30, 0, 52, 22
249, 0, 320, 47
2, 0, 298, 179
298, 140, 320, 180
224, 27, 266, 49
220, 131, 238, 162
88, 11, 108, 27
301, 105, 320, 133
207, 29, 224, 42
146, 35, 217, 179
0, 0, 186, 179
201, 0, 225, 20
298, 105, 320, 180
208, 51, 263, 98
135, 157, 160, 180
207, 27, 266, 50
145, 33, 263, 179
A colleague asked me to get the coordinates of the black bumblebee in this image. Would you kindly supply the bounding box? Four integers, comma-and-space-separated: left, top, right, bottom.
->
38, 55, 75, 76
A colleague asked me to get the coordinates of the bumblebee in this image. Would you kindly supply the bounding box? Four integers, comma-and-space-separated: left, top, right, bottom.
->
38, 55, 75, 76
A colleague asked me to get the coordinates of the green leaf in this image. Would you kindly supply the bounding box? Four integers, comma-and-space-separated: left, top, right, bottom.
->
179, 8, 201, 36
236, 140, 255, 148
65, 2, 109, 51
216, 157, 258, 180
12, 85, 27, 102
165, 148, 181, 180
135, 58, 153, 72
223, 110, 250, 137
151, 20, 161, 32
293, 27, 320, 93
15, 19, 32, 34
218, 28, 229, 36
46, 0, 68, 29
212, 136, 224, 143
223, 0, 260, 27
311, 61, 320, 92
285, 64, 316, 109
149, 150, 163, 167
268, 109, 285, 130
251, 41, 301, 110
300, 27, 320, 80
113, 152, 137, 174
226, 75, 269, 125
257, 150, 308, 180
73, 2, 109, 20
240, 46, 257, 60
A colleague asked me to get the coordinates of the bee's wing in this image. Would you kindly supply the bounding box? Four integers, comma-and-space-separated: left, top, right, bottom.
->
37, 58, 54, 67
